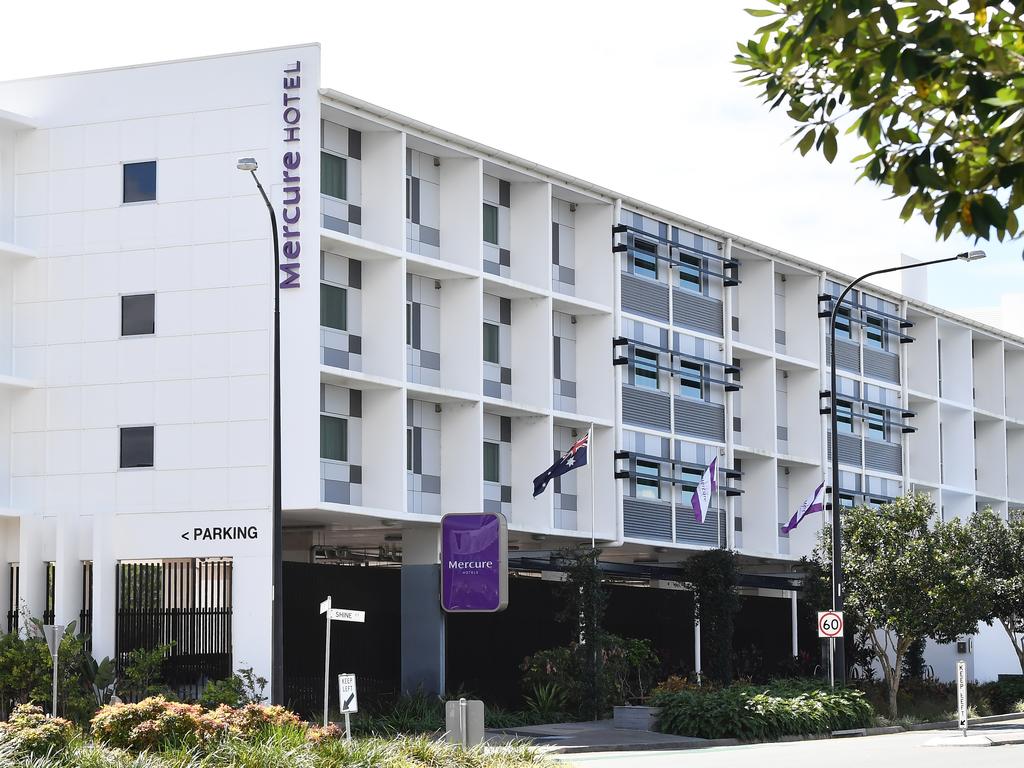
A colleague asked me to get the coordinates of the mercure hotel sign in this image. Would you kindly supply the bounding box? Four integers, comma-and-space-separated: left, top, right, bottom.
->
280, 60, 303, 289
440, 513, 509, 613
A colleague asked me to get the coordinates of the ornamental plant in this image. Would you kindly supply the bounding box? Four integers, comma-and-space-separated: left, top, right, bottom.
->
0, 703, 79, 756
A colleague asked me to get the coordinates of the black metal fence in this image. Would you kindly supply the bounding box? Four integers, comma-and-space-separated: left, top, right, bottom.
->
115, 559, 233, 699
42, 562, 55, 625
5, 563, 17, 633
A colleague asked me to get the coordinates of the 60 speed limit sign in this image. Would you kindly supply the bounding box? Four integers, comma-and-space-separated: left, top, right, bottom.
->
817, 611, 844, 638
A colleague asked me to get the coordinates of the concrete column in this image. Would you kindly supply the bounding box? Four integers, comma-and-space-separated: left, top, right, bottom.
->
694, 614, 702, 679
16, 512, 43, 634
790, 590, 799, 657
232, 553, 273, 684
54, 508, 82, 628
90, 509, 116, 661
401, 525, 445, 695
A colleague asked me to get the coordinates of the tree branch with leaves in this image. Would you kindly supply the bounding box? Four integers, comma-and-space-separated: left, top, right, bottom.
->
737, 0, 1024, 241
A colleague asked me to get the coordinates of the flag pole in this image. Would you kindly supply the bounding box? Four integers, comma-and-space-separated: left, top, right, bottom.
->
589, 424, 595, 551
716, 454, 723, 549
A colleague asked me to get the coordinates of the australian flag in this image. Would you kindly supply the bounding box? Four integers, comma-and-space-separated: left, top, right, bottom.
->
533, 431, 589, 497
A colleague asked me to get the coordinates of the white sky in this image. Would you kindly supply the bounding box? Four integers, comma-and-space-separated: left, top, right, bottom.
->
4, 0, 1022, 329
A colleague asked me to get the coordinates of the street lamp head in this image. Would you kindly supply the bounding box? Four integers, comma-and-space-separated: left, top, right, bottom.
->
236, 157, 258, 172
956, 250, 986, 262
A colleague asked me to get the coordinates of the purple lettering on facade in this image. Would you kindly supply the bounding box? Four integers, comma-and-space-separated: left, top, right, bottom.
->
279, 62, 302, 288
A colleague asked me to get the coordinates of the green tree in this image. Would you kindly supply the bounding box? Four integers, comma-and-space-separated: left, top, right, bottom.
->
686, 549, 739, 685
969, 507, 1024, 671
813, 495, 989, 717
554, 545, 608, 719
736, 0, 1024, 241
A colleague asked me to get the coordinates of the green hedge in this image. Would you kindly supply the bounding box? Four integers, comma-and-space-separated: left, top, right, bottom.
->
980, 677, 1024, 714
652, 680, 874, 741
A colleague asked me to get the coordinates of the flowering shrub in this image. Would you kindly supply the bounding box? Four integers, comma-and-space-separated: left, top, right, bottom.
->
0, 703, 79, 755
306, 722, 343, 744
90, 696, 308, 751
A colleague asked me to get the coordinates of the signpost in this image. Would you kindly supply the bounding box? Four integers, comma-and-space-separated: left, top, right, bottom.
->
42, 625, 64, 718
956, 660, 968, 736
337, 673, 357, 740
817, 611, 844, 689
320, 597, 366, 727
440, 512, 509, 613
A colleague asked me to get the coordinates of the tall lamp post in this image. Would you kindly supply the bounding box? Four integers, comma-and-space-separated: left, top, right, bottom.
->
237, 158, 284, 704
826, 250, 985, 686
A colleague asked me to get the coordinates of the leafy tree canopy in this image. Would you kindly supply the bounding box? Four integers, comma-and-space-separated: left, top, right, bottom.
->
736, 0, 1024, 241
969, 507, 1024, 670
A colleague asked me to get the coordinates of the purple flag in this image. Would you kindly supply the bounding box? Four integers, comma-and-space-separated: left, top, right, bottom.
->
782, 481, 826, 534
690, 456, 718, 524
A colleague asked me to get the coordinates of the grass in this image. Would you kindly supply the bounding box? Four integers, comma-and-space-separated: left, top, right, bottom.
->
0, 727, 557, 768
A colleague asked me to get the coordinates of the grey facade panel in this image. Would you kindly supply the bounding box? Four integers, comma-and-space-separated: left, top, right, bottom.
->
828, 432, 863, 466
674, 397, 725, 442
827, 338, 861, 374
864, 438, 902, 474
623, 497, 672, 541
672, 289, 724, 337
863, 347, 900, 383
622, 386, 671, 431
621, 273, 669, 322
675, 506, 723, 547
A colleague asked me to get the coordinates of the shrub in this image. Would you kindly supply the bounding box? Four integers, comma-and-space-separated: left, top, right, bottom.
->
980, 677, 1024, 714
199, 676, 245, 709
0, 703, 79, 756
652, 681, 874, 740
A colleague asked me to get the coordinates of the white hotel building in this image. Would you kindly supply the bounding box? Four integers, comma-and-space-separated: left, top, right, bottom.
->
0, 44, 1020, 700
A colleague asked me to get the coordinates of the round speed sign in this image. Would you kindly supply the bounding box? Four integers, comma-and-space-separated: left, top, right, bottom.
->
817, 610, 844, 638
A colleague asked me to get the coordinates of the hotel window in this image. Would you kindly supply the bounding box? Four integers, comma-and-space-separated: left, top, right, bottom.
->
865, 316, 886, 349
119, 426, 154, 469
834, 307, 852, 340
635, 460, 660, 499
321, 151, 347, 200
483, 323, 500, 364
678, 254, 702, 293
679, 467, 703, 494
836, 401, 855, 433
866, 407, 887, 440
634, 349, 659, 389
483, 203, 499, 245
631, 238, 658, 280
320, 283, 347, 331
122, 161, 156, 204
320, 415, 348, 462
483, 442, 500, 482
678, 361, 704, 400
121, 294, 155, 336
839, 493, 856, 508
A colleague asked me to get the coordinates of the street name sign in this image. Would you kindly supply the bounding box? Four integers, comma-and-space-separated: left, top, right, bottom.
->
328, 608, 365, 623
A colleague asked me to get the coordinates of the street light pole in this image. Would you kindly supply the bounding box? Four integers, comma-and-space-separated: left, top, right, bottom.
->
237, 158, 284, 705
826, 250, 985, 687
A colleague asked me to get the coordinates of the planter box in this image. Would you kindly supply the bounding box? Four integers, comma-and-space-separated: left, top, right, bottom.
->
613, 705, 661, 731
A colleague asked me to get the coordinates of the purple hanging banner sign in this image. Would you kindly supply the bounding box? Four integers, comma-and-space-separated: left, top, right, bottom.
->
440, 512, 509, 613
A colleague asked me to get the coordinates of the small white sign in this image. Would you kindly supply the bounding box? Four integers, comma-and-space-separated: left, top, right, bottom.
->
328, 608, 365, 623
956, 660, 968, 732
319, 598, 331, 615
817, 610, 844, 638
338, 674, 358, 714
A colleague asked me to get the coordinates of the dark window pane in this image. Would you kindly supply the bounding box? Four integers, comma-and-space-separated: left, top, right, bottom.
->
483, 322, 500, 364
121, 294, 155, 336
120, 426, 154, 468
835, 308, 852, 340
634, 350, 659, 389
679, 361, 703, 400
483, 442, 500, 482
636, 460, 660, 499
320, 415, 347, 461
865, 317, 885, 349
632, 252, 658, 280
123, 161, 156, 204
678, 255, 702, 292
483, 203, 499, 245
320, 283, 347, 331
321, 152, 347, 199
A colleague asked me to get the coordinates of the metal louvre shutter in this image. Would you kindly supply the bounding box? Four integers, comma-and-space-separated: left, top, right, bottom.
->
623, 498, 672, 540
622, 386, 671, 431
828, 432, 863, 466
675, 506, 723, 546
864, 438, 902, 474
621, 273, 669, 322
863, 347, 900, 383
827, 338, 861, 373
672, 289, 724, 337
674, 397, 725, 442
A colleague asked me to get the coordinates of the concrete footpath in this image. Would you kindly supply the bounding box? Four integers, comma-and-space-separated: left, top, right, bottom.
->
485, 713, 1024, 754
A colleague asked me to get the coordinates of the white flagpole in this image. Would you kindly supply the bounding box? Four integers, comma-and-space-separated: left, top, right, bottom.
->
589, 424, 595, 551
716, 455, 723, 549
